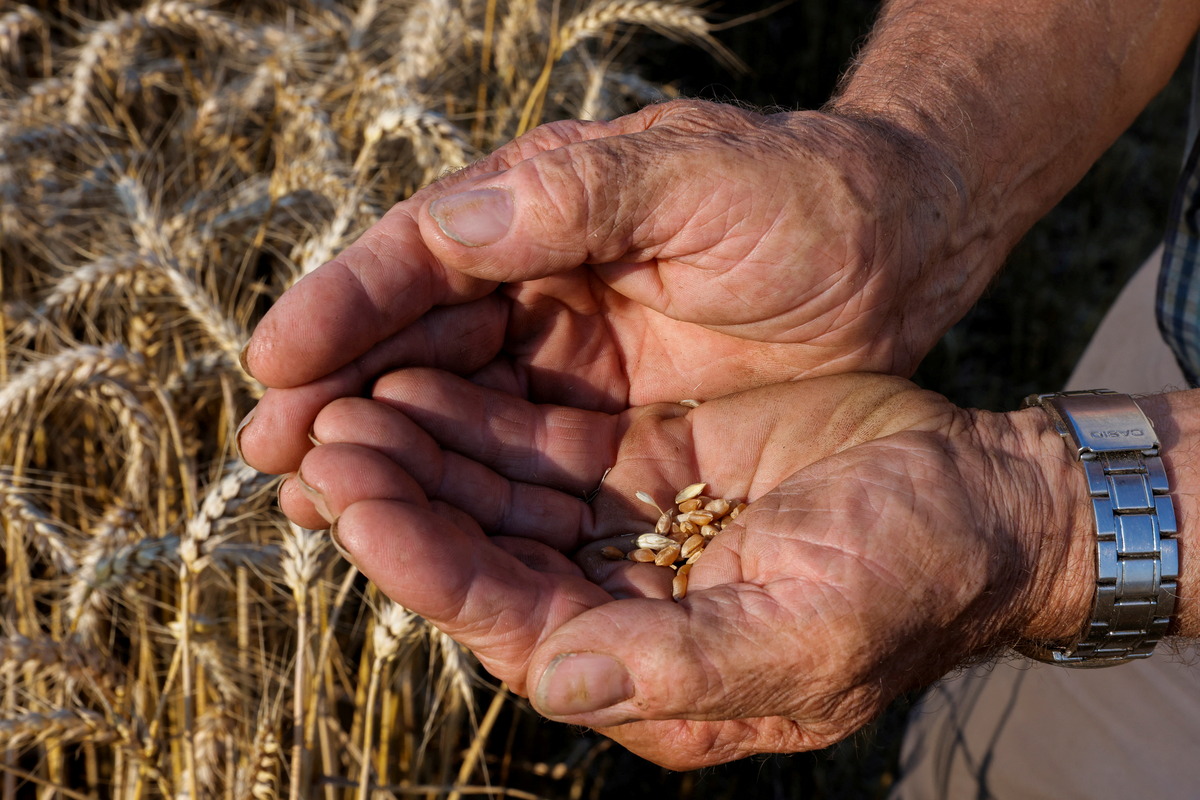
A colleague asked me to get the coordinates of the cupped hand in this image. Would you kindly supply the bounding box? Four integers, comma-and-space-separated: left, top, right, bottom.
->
239, 99, 975, 476
287, 370, 1092, 769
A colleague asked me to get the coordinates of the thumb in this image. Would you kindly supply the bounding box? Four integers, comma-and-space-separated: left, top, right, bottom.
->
417, 105, 719, 285
526, 584, 817, 729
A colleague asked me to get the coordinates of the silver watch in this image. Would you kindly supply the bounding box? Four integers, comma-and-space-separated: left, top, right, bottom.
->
1019, 390, 1178, 667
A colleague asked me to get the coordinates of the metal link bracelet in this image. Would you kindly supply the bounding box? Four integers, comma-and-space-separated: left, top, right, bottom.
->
1018, 390, 1178, 667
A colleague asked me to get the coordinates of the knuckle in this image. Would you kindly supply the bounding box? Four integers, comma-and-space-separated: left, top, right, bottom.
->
509, 141, 628, 248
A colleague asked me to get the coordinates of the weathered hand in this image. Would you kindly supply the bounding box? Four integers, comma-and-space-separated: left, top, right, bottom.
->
239, 99, 973, 477
287, 370, 1093, 769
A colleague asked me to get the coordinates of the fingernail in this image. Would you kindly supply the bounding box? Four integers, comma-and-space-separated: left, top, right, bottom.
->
234, 407, 256, 461
296, 470, 333, 522
329, 518, 357, 566
535, 653, 633, 717
239, 340, 253, 376
307, 426, 321, 447
429, 187, 513, 247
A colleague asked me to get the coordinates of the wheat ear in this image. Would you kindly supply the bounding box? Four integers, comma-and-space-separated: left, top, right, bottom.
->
0, 475, 77, 573
0, 343, 142, 438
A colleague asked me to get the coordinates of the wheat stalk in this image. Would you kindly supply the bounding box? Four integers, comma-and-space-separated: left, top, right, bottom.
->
0, 708, 124, 751
557, 0, 715, 57
10, 252, 163, 344
0, 344, 143, 434
67, 2, 261, 124
2, 1, 727, 794
281, 523, 328, 798
114, 178, 252, 380
0, 635, 118, 704
0, 5, 42, 64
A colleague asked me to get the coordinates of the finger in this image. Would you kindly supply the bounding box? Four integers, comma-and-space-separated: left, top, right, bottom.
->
239, 296, 508, 475
491, 536, 588, 578
335, 497, 611, 692
573, 538, 676, 601
525, 579, 831, 729
278, 474, 329, 531
296, 442, 430, 524
597, 717, 827, 772
244, 204, 495, 389
370, 368, 620, 495
312, 397, 593, 551
243, 115, 635, 390
416, 101, 735, 286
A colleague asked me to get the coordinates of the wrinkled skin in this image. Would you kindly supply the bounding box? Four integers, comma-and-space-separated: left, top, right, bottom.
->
288, 371, 1082, 770
239, 100, 969, 477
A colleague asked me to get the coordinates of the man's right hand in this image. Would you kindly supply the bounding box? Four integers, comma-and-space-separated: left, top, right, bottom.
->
240, 99, 973, 477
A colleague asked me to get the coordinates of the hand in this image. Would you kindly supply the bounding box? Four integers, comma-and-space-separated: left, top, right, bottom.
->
239, 99, 975, 477
287, 370, 1093, 769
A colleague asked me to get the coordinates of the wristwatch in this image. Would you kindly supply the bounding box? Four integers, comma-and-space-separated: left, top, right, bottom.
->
1019, 390, 1178, 667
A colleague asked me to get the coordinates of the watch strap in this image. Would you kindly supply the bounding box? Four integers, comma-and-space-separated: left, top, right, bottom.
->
1019, 390, 1178, 667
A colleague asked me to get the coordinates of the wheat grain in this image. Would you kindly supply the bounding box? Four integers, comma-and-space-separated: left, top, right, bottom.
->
116, 177, 253, 381
626, 483, 745, 599
192, 704, 236, 792
434, 627, 475, 715
65, 503, 140, 637
357, 102, 472, 181
276, 87, 341, 166
191, 638, 245, 705
492, 0, 541, 92
66, 10, 143, 125
281, 523, 328, 608
559, 1, 707, 52
1, 78, 73, 130
243, 729, 281, 800
141, 1, 262, 54
68, 2, 262, 124
372, 601, 420, 662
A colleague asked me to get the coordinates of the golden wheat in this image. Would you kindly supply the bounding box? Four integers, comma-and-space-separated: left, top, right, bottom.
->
1, 1, 729, 796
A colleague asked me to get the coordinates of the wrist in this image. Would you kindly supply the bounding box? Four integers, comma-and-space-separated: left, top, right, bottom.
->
988, 389, 1200, 658
957, 406, 1096, 646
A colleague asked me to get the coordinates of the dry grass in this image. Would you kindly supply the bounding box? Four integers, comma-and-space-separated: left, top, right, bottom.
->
0, 1, 724, 796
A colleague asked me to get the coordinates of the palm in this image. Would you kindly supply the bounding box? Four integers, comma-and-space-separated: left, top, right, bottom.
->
486, 267, 857, 412
580, 431, 1013, 767
294, 371, 1031, 767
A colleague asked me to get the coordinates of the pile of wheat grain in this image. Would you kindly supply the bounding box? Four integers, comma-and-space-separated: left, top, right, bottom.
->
0, 1, 724, 796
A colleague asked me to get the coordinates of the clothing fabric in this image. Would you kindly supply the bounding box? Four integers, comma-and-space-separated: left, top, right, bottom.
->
1156, 52, 1200, 384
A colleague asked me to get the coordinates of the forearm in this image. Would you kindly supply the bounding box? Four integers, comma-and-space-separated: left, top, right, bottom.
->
829, 0, 1199, 285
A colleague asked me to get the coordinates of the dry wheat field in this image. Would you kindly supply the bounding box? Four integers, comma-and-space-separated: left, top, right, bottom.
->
0, 1, 728, 796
